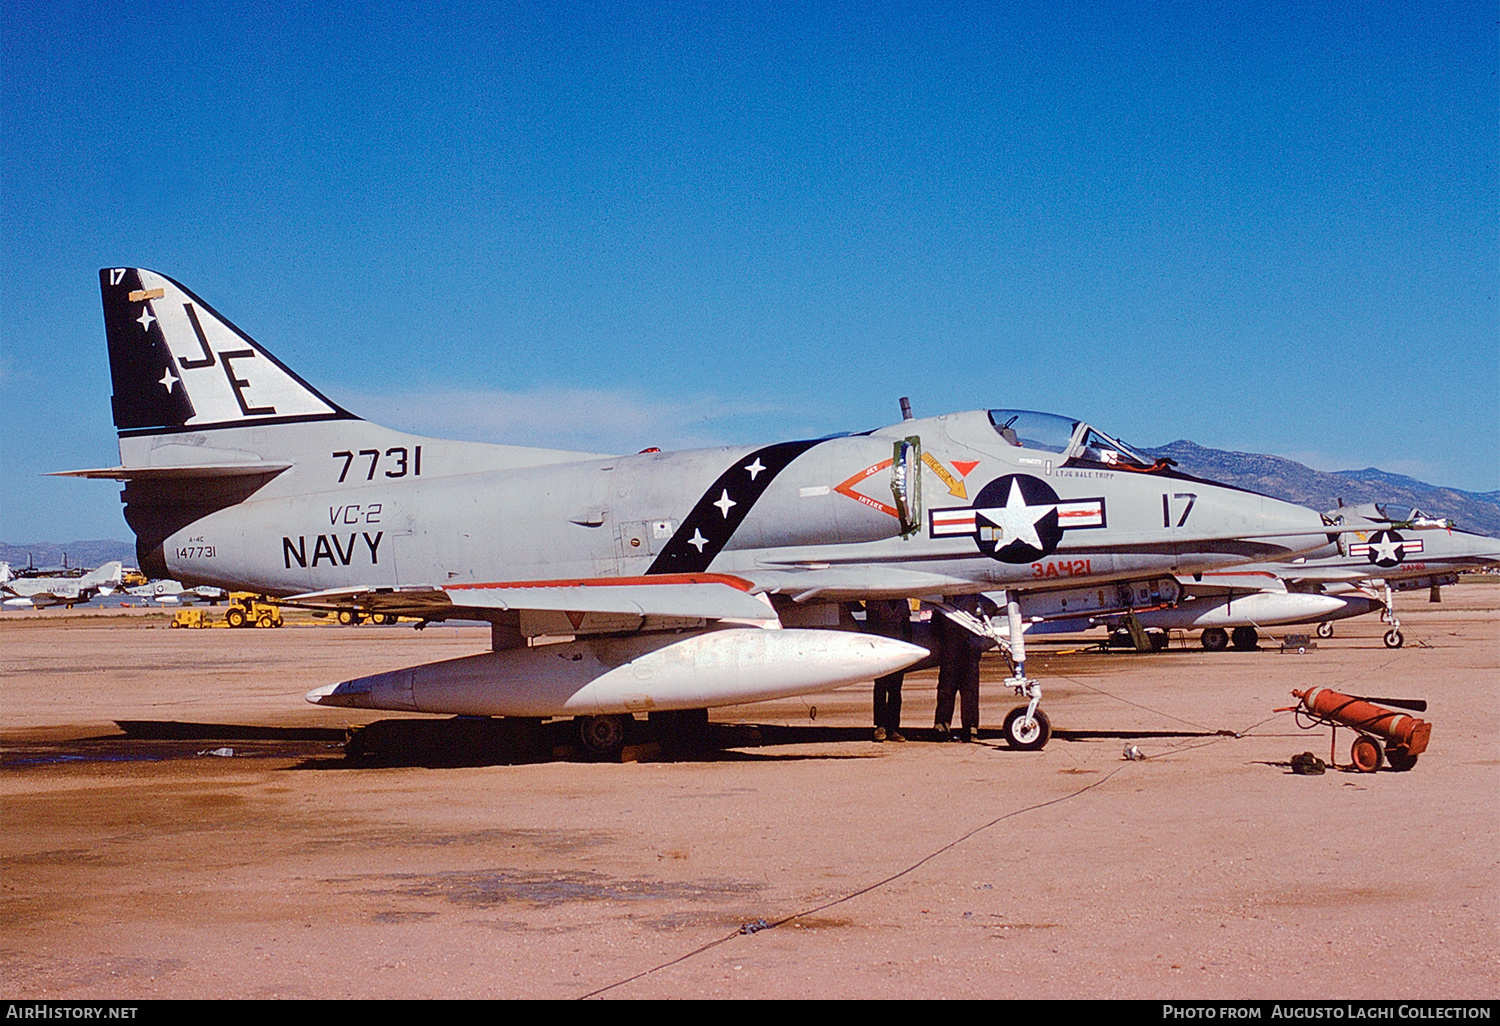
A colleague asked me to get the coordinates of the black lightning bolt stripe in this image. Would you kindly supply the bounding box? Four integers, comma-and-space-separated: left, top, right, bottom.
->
647, 438, 824, 575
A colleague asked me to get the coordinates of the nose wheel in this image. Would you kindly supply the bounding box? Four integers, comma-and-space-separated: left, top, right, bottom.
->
1002, 703, 1051, 750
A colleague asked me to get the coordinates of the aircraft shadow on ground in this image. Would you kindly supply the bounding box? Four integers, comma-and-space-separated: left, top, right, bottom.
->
33, 717, 1230, 770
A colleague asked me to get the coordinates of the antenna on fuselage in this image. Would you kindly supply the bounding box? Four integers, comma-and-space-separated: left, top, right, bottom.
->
899, 396, 913, 421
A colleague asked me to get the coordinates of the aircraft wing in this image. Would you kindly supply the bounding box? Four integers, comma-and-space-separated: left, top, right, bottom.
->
284, 573, 778, 635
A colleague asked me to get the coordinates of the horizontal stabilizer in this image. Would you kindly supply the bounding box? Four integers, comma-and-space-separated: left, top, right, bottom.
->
52, 462, 293, 481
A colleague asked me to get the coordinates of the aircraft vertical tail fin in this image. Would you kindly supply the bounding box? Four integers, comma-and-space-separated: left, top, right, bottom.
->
79, 561, 124, 590
99, 268, 355, 436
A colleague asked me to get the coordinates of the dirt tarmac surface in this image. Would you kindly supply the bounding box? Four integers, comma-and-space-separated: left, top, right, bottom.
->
3, 587, 1497, 1000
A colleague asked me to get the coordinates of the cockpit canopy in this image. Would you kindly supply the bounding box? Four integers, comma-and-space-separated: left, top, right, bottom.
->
987, 410, 1166, 472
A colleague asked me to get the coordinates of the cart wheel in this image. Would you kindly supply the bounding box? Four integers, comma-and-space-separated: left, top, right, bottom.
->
1385, 747, 1419, 772
1350, 735, 1383, 773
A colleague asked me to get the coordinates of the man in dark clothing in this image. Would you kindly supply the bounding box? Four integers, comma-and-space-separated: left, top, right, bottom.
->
934, 594, 991, 741
866, 599, 911, 742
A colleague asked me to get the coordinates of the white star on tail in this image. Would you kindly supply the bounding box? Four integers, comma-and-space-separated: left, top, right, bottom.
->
978, 479, 1053, 550
159, 368, 179, 393
713, 490, 737, 518
137, 307, 156, 331
688, 529, 709, 552
744, 458, 766, 480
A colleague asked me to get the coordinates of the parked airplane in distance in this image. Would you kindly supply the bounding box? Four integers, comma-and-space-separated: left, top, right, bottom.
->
126, 579, 230, 605
62, 268, 1338, 753
1031, 502, 1500, 650
1, 561, 124, 608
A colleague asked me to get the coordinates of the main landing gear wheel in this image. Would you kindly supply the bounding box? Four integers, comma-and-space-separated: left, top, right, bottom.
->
1350, 735, 1383, 773
1316, 621, 1334, 639
1384, 629, 1404, 649
1201, 627, 1229, 651
578, 714, 627, 758
1002, 707, 1051, 751
1231, 626, 1259, 651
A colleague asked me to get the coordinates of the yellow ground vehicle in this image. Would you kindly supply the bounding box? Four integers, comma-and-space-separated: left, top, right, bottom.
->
225, 593, 283, 628
171, 594, 282, 628
170, 608, 212, 629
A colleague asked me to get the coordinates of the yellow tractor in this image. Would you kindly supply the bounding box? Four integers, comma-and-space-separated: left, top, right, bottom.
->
224, 593, 283, 628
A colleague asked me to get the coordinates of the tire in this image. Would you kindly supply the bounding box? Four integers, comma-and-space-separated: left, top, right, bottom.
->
1001, 707, 1051, 751
1201, 627, 1229, 651
226, 608, 247, 628
1384, 629, 1404, 649
1316, 621, 1334, 639
256, 614, 273, 628
1350, 735, 1383, 773
1231, 626, 1259, 651
578, 714, 627, 758
337, 609, 360, 626
1385, 747, 1419, 772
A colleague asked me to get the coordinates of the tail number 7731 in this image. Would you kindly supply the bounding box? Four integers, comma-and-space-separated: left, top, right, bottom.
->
333, 447, 422, 483
1163, 492, 1197, 527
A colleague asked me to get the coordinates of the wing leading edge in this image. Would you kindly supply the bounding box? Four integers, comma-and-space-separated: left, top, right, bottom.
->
285, 573, 778, 636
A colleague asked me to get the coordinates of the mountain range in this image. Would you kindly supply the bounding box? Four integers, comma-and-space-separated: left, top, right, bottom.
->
5, 441, 1497, 570
1144, 441, 1499, 538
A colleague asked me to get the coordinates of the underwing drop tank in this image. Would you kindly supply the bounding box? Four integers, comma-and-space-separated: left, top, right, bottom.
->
307, 627, 928, 718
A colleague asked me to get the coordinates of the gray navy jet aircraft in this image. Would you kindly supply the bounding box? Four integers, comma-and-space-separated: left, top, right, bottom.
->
1029, 502, 1500, 651
63, 268, 1337, 753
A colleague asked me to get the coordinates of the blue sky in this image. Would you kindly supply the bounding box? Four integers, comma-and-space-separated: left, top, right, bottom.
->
3, 1, 1496, 543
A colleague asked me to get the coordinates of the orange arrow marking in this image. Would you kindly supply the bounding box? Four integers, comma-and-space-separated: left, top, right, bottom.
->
922, 452, 968, 500
835, 459, 900, 518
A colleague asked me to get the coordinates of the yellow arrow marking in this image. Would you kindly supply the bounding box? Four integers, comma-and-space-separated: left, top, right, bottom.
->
922, 452, 967, 500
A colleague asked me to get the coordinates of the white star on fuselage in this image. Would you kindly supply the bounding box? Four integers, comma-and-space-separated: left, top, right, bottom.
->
159, 368, 179, 393
688, 529, 709, 553
137, 307, 156, 331
977, 479, 1053, 551
744, 458, 766, 480
713, 490, 737, 518
1369, 535, 1403, 564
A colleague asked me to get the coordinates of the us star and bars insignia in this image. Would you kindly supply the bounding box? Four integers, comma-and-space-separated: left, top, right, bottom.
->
929, 474, 1105, 564
1350, 529, 1422, 569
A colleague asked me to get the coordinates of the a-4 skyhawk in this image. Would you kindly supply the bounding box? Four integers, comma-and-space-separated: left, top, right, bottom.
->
1027, 502, 1499, 651
62, 268, 1337, 754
